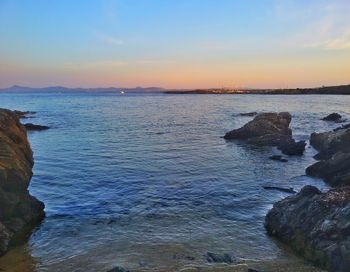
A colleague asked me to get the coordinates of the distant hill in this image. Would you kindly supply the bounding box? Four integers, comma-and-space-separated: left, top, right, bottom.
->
0, 85, 165, 93
165, 84, 350, 95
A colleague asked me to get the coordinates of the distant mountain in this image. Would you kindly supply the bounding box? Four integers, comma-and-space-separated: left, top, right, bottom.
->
0, 85, 166, 93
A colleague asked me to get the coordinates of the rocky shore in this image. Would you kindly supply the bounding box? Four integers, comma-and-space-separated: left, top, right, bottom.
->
265, 186, 350, 272
0, 109, 45, 256
225, 112, 350, 271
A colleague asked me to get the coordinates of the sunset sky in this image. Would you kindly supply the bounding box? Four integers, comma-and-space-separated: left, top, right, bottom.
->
1, 0, 350, 89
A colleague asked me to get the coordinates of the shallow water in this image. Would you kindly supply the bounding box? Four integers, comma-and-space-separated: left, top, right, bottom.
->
1, 93, 348, 272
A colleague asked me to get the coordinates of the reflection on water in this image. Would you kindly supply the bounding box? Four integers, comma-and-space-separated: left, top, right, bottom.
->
0, 93, 346, 271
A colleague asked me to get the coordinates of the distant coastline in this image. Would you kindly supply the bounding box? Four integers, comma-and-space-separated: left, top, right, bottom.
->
1, 84, 350, 95
165, 84, 350, 95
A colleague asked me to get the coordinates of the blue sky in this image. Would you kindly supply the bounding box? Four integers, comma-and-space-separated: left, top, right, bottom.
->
0, 0, 349, 88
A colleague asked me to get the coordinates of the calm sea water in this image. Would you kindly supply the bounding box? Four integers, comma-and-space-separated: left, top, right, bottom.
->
0, 93, 348, 272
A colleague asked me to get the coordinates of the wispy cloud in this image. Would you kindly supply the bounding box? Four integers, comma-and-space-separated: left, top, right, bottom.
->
273, 0, 350, 51
64, 60, 127, 70
199, 41, 239, 51
305, 32, 350, 50
94, 31, 124, 46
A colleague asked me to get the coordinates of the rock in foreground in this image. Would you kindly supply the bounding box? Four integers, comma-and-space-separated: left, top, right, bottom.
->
224, 112, 306, 156
0, 109, 45, 256
265, 185, 350, 272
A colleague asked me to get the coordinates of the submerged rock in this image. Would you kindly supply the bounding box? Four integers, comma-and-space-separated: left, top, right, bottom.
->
269, 155, 288, 162
265, 185, 350, 272
13, 110, 36, 119
263, 186, 296, 194
239, 112, 258, 117
224, 112, 306, 156
24, 123, 50, 131
205, 252, 236, 264
106, 267, 130, 272
322, 113, 342, 122
0, 109, 45, 256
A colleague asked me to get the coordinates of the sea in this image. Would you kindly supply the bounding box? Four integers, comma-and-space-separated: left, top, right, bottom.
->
1, 92, 348, 272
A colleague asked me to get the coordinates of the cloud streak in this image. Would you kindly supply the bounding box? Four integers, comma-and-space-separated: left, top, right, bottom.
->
94, 31, 124, 46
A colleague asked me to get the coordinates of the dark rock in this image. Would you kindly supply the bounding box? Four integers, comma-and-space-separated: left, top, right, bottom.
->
263, 186, 296, 194
224, 112, 306, 156
107, 267, 130, 272
278, 139, 306, 156
265, 185, 350, 272
307, 128, 350, 186
269, 155, 282, 160
24, 123, 50, 131
306, 152, 350, 187
322, 113, 342, 122
239, 112, 258, 117
224, 112, 292, 140
205, 252, 235, 264
269, 155, 288, 162
0, 109, 45, 256
310, 129, 350, 159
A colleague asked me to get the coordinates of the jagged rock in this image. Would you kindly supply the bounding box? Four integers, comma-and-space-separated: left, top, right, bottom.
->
265, 185, 350, 272
322, 113, 342, 122
0, 109, 45, 256
224, 112, 292, 140
24, 123, 50, 131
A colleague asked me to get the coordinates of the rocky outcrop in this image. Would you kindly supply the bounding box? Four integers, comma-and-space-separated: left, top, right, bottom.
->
322, 113, 342, 122
0, 109, 45, 256
224, 112, 306, 156
306, 128, 350, 186
265, 185, 350, 272
224, 112, 292, 140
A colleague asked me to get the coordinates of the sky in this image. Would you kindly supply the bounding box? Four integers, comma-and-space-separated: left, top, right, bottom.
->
0, 0, 350, 89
